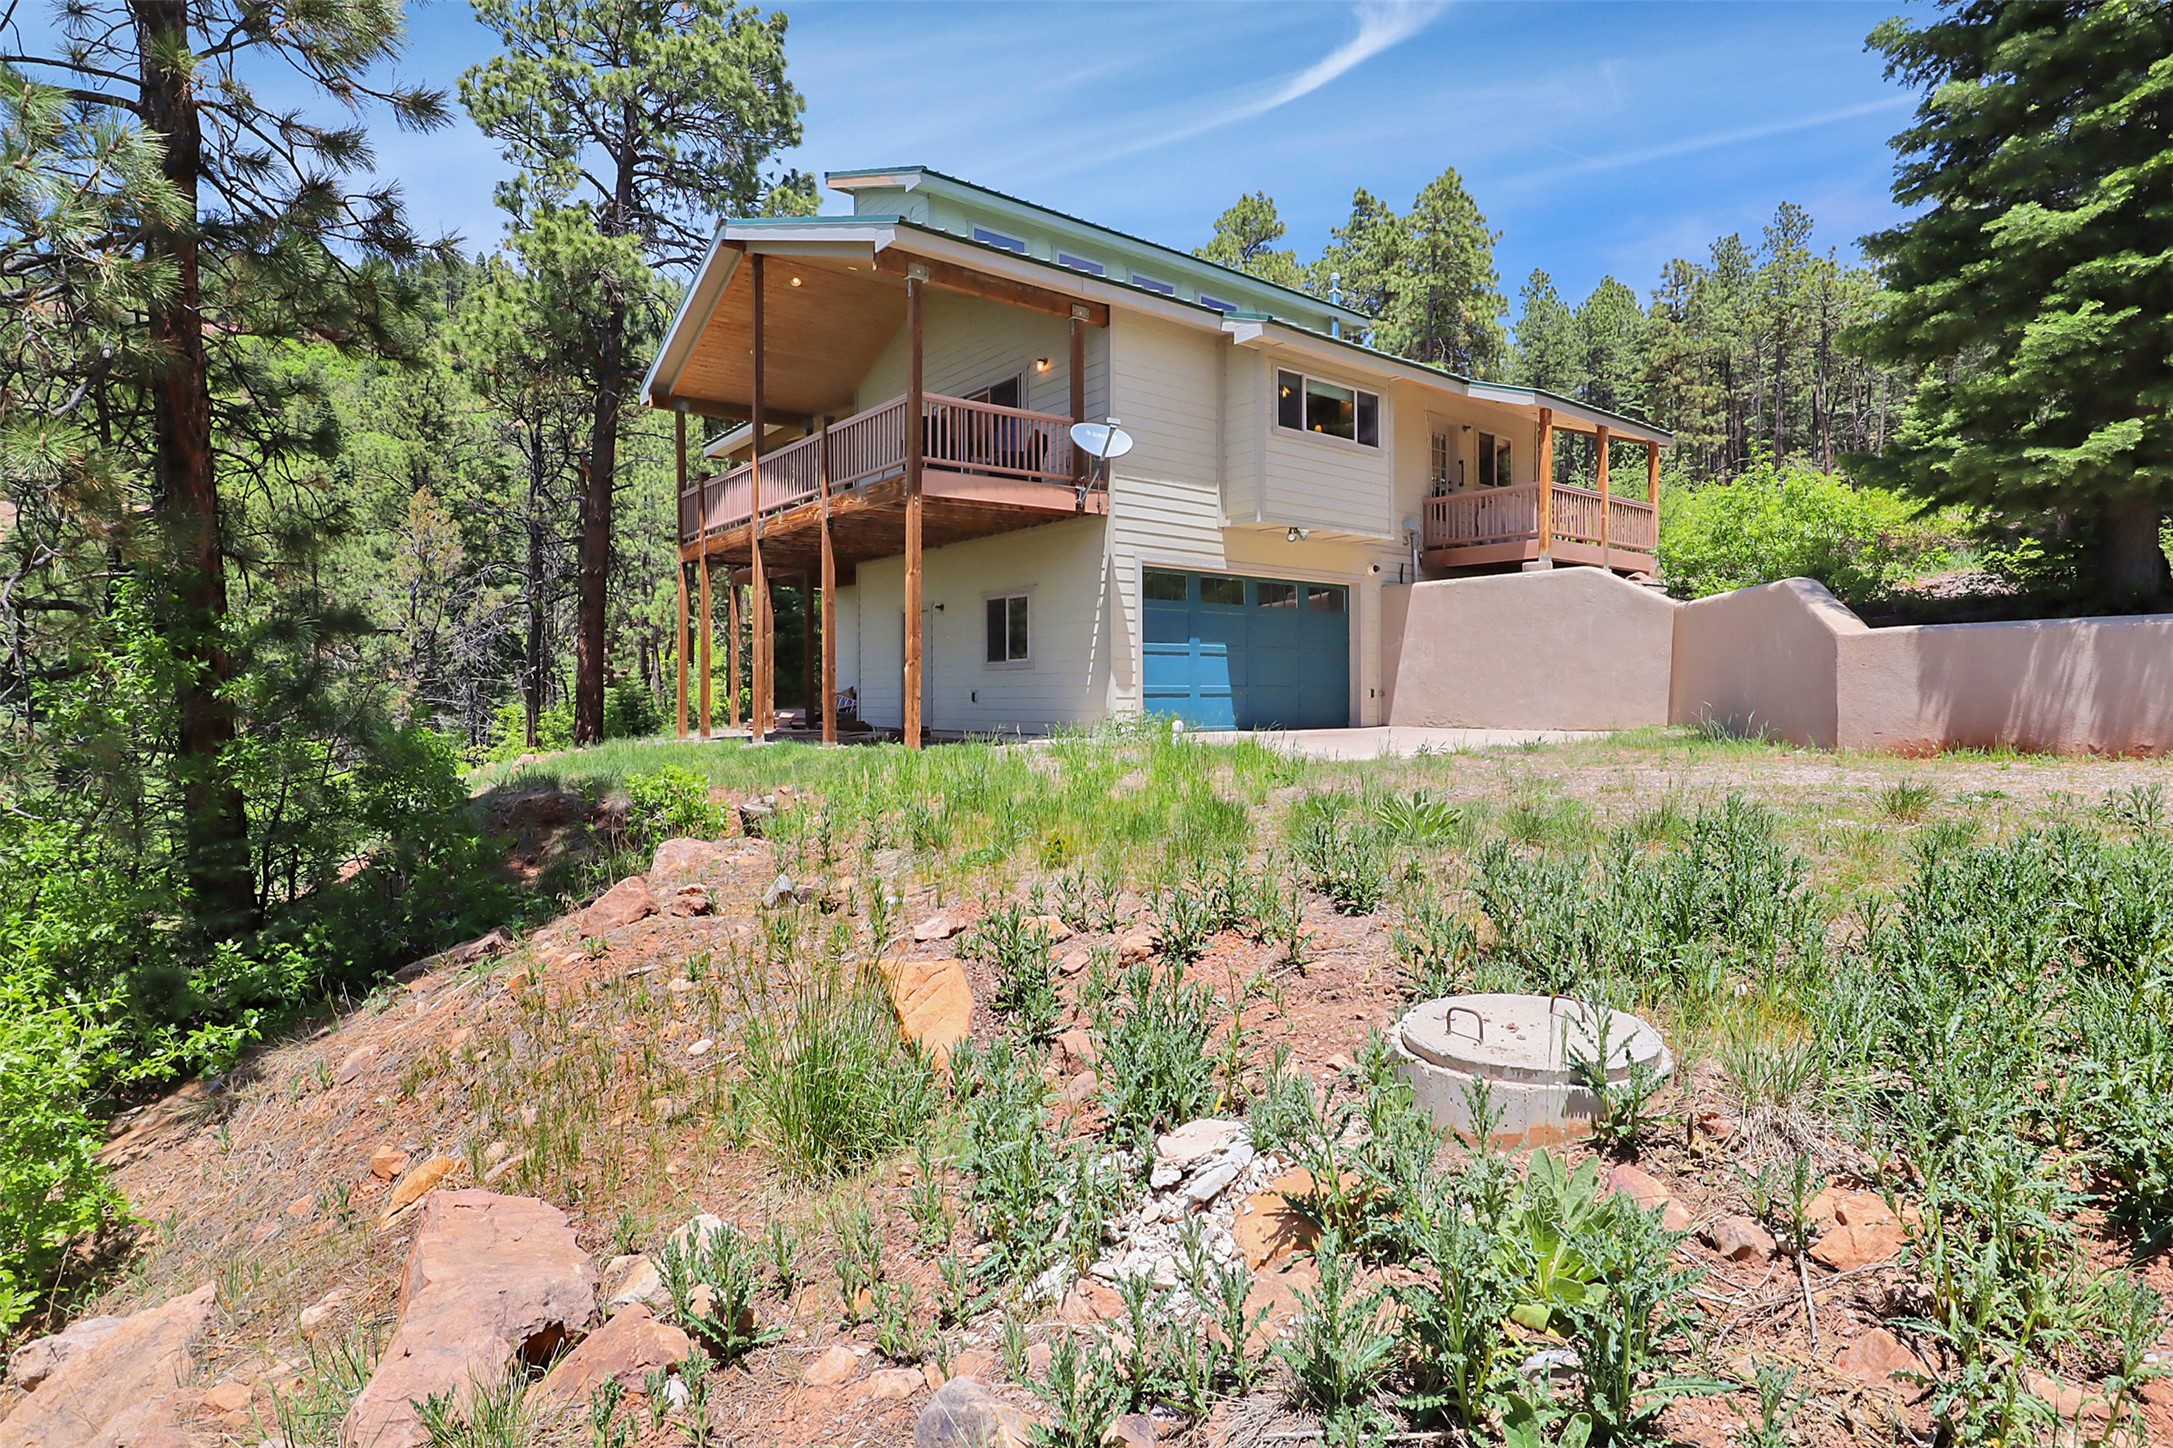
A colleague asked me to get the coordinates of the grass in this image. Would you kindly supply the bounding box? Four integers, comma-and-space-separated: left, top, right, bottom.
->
77, 722, 2173, 1448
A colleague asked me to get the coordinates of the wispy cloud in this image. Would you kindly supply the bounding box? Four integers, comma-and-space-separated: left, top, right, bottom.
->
1052, 0, 1447, 173
1518, 95, 1914, 187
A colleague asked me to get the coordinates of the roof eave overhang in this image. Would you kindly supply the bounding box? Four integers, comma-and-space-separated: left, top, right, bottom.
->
1465, 381, 1674, 446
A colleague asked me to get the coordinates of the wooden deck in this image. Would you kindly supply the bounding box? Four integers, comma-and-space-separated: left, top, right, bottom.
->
1421, 480, 1657, 574
678, 390, 1102, 571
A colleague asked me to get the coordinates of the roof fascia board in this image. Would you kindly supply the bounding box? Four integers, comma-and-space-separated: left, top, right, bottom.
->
832, 165, 1370, 326
880, 225, 1225, 334
1465, 381, 1673, 444
1223, 318, 1473, 396
642, 231, 740, 408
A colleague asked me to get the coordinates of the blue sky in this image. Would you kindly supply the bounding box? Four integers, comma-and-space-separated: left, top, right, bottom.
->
387, 0, 1922, 308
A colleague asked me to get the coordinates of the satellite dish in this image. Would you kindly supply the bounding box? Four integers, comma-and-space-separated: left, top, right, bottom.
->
1069, 420, 1134, 461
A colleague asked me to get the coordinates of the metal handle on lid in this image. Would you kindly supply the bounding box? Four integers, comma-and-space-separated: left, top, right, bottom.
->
1444, 1004, 1485, 1042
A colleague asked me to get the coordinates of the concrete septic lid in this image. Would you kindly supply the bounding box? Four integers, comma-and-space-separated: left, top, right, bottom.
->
1399, 993, 1670, 1088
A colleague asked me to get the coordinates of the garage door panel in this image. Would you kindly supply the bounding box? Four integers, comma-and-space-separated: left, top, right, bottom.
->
1142, 571, 1348, 731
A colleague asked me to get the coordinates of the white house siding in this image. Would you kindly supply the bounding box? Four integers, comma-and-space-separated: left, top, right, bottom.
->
1256, 352, 1397, 540
853, 290, 1109, 422
1221, 347, 1265, 523
848, 515, 1110, 734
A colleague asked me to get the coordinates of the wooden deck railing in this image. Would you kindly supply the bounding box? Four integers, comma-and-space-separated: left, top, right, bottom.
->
1422, 481, 1656, 558
679, 392, 1078, 544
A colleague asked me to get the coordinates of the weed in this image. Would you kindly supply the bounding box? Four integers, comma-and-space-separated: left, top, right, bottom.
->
1030, 1333, 1126, 1448
1393, 893, 1478, 1000
1880, 778, 1937, 821
658, 1219, 778, 1365
587, 1377, 631, 1448
625, 764, 725, 845
1276, 1231, 1397, 1445
962, 903, 1063, 1040
415, 1368, 542, 1448
763, 1218, 799, 1294
1148, 885, 1217, 965
953, 1035, 1068, 1276
834, 1202, 884, 1323
871, 1278, 925, 1362
1734, 1364, 1802, 1448
1566, 997, 1666, 1155
265, 1323, 382, 1446
1295, 804, 1390, 915
2102, 782, 2167, 834
1091, 961, 1221, 1148
905, 1140, 956, 1251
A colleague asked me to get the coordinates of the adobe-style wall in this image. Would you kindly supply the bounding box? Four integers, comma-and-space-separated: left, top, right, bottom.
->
1381, 570, 2173, 754
1381, 570, 1676, 730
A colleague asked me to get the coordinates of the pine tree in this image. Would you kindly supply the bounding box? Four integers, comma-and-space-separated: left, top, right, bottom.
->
1511, 269, 1583, 394
1856, 0, 2173, 606
1378, 169, 1505, 378
1313, 187, 1403, 324
462, 0, 808, 741
1575, 277, 1648, 416
2, 0, 448, 933
1197, 191, 1303, 290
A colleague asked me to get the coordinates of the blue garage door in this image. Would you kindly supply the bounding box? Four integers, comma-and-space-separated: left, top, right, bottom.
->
1142, 569, 1350, 730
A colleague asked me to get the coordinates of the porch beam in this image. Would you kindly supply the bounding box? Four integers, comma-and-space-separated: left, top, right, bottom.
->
675, 559, 689, 739
750, 252, 769, 742
819, 417, 836, 745
726, 574, 741, 729
876, 249, 1109, 327
905, 267, 926, 750
1536, 406, 1555, 563
697, 556, 713, 737
1596, 424, 1611, 570
1646, 440, 1662, 508
1069, 310, 1087, 486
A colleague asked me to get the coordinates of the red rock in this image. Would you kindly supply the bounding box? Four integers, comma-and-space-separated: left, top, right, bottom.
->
3, 1315, 125, 1391
583, 875, 659, 934
200, 1381, 254, 1415
536, 1306, 690, 1404
342, 1191, 597, 1448
1831, 1327, 1928, 1397
1116, 932, 1155, 965
335, 1044, 380, 1086
802, 1344, 861, 1387
864, 1366, 925, 1401
912, 909, 969, 943
379, 1155, 462, 1224
1232, 1187, 1317, 1269
1024, 914, 1075, 944
1604, 1163, 1694, 1232
666, 884, 713, 916
0, 1283, 214, 1448
1108, 1412, 1158, 1447
914, 1376, 1036, 1447
369, 1144, 410, 1181
1707, 1214, 1776, 1263
650, 837, 725, 881
882, 958, 974, 1066
1059, 1279, 1124, 1325
1062, 1070, 1100, 1106
1810, 1220, 1905, 1271
1054, 1028, 1098, 1072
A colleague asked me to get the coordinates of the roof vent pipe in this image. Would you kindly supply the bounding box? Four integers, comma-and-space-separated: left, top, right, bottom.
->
1329, 272, 1342, 338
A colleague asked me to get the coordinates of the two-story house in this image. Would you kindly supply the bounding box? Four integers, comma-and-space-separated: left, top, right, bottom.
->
643, 166, 1670, 743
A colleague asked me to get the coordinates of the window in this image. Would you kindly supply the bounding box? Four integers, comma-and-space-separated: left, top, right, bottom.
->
1198, 293, 1237, 314
972, 227, 1026, 254
1198, 574, 1245, 606
1274, 369, 1380, 448
985, 593, 1029, 664
1143, 569, 1188, 602
1057, 251, 1105, 276
1306, 584, 1347, 613
1255, 581, 1298, 609
1429, 430, 1455, 493
1130, 273, 1176, 296
967, 376, 1023, 409
1477, 432, 1513, 487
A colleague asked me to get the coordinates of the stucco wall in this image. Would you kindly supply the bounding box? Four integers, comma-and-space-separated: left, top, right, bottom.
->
1378, 570, 2173, 755
1381, 570, 1676, 731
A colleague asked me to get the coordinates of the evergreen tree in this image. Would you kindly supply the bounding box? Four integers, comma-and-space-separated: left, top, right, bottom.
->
1511, 269, 1583, 394
1856, 0, 2173, 606
1312, 187, 1403, 324
1197, 191, 1303, 289
2, 0, 448, 933
1378, 168, 1505, 377
1575, 277, 1648, 416
462, 0, 808, 742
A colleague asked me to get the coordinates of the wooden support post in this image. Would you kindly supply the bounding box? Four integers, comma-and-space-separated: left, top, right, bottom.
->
904, 268, 926, 750
726, 572, 741, 729
675, 559, 689, 739
1647, 440, 1661, 507
675, 409, 689, 739
1536, 406, 1556, 562
1595, 424, 1612, 569
697, 556, 712, 738
749, 253, 768, 742
819, 417, 836, 746
1069, 311, 1087, 486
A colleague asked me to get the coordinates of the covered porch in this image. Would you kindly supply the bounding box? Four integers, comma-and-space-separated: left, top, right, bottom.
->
647, 226, 1111, 749
1422, 406, 1664, 576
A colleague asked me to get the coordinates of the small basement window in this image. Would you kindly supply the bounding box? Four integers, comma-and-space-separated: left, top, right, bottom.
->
986, 593, 1030, 664
1276, 369, 1379, 447
972, 227, 1027, 254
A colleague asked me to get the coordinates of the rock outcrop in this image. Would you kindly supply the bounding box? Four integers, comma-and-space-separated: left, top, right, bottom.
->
342, 1190, 596, 1448
0, 1283, 215, 1448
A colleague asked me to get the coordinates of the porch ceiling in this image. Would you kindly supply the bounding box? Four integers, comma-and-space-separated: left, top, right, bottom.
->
672, 250, 906, 421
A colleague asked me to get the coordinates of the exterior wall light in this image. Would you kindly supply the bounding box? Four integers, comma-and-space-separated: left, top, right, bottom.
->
1286, 526, 1310, 542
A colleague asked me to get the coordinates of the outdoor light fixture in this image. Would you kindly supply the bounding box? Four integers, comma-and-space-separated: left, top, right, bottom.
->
1035, 357, 1050, 371
1286, 526, 1310, 543
789, 276, 803, 287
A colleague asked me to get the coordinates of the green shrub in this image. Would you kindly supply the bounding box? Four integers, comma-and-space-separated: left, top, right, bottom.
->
1660, 458, 1971, 608
624, 764, 724, 846
0, 994, 121, 1329
1091, 961, 1221, 1148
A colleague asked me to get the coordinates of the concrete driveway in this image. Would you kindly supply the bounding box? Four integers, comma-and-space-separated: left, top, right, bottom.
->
1192, 725, 1607, 759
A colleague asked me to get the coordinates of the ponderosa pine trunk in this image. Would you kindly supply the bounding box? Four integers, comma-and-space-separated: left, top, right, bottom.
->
574, 296, 622, 745
523, 420, 547, 748
2099, 494, 2173, 611
133, 0, 255, 934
